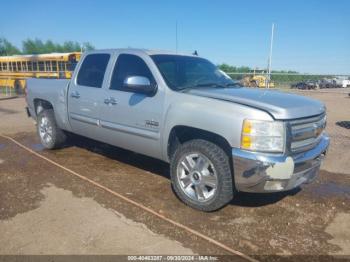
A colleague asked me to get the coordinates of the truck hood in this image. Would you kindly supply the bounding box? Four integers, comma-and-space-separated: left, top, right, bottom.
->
186, 87, 325, 120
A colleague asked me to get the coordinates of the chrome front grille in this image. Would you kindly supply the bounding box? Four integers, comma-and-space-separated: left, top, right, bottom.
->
289, 114, 326, 153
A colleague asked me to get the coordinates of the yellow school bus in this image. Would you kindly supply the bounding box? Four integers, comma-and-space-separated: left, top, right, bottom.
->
0, 52, 81, 93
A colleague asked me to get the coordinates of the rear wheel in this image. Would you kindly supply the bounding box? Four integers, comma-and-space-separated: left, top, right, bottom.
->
170, 139, 234, 211
37, 109, 66, 149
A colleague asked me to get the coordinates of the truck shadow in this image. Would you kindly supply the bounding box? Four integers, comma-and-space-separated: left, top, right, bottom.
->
66, 134, 298, 208
230, 188, 300, 207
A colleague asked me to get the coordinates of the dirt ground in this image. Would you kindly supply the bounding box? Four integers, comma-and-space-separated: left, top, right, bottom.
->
0, 92, 349, 260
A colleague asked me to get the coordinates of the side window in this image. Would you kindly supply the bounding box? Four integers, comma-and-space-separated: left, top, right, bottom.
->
77, 54, 110, 88
110, 54, 155, 91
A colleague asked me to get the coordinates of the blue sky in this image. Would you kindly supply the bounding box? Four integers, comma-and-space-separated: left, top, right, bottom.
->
1, 0, 349, 74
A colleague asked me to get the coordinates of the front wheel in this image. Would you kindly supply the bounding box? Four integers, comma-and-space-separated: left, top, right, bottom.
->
37, 109, 66, 149
170, 139, 234, 211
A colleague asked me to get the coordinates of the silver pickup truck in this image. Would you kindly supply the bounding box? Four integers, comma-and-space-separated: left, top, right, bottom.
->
26, 49, 329, 211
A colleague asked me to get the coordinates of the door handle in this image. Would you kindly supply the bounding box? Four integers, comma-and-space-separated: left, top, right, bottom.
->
109, 97, 118, 105
70, 91, 80, 98
104, 97, 117, 105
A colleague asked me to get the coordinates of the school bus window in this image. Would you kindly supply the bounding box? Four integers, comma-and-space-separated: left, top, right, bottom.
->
38, 61, 44, 71
58, 61, 64, 72
52, 61, 57, 71
28, 62, 33, 71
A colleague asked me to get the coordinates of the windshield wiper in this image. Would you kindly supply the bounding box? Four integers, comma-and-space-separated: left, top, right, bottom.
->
176, 83, 223, 91
225, 82, 243, 87
195, 82, 243, 88
194, 83, 227, 88
177, 82, 240, 92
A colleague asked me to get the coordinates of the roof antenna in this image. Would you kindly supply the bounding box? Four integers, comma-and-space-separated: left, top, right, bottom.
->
193, 50, 198, 56
175, 20, 178, 54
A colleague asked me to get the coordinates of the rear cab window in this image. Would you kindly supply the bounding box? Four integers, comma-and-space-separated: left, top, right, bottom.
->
77, 54, 110, 88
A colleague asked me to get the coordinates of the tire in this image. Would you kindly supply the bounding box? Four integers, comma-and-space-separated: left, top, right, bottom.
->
37, 109, 66, 149
170, 139, 234, 212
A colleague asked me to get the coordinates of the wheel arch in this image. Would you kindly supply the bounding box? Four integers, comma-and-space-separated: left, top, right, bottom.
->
33, 98, 54, 115
167, 125, 232, 162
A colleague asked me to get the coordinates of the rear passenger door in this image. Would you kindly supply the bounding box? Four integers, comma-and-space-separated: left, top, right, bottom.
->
68, 53, 111, 139
99, 53, 164, 159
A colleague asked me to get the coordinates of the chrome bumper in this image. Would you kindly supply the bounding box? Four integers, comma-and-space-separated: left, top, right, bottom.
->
232, 134, 330, 193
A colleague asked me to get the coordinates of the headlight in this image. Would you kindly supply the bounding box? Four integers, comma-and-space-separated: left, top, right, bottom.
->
241, 119, 285, 153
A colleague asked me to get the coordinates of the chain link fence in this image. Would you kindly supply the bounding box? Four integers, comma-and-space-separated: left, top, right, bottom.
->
225, 72, 350, 90
0, 78, 18, 99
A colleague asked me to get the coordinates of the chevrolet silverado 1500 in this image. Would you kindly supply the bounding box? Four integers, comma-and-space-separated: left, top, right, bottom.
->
26, 49, 329, 211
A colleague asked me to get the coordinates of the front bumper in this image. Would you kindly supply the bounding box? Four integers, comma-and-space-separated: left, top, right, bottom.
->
232, 134, 330, 193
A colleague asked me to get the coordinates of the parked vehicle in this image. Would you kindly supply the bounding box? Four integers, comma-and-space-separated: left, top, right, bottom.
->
25, 49, 329, 211
319, 79, 340, 89
0, 52, 81, 94
343, 79, 350, 88
241, 74, 275, 88
291, 81, 318, 90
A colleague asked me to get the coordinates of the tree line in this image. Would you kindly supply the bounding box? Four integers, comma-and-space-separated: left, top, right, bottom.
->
0, 38, 94, 56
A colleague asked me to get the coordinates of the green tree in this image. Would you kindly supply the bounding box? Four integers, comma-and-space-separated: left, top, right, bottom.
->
0, 38, 21, 55
21, 38, 95, 54
22, 38, 46, 54
62, 41, 79, 52
44, 40, 57, 53
218, 64, 252, 73
82, 42, 95, 51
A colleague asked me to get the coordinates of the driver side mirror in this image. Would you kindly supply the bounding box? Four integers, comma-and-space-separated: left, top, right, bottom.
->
123, 76, 157, 96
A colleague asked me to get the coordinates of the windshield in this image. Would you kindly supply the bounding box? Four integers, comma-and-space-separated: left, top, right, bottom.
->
151, 55, 239, 91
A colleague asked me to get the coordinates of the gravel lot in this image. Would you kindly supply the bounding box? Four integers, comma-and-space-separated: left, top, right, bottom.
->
0, 91, 349, 260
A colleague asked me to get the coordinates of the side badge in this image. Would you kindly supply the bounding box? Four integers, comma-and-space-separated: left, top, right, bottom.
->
145, 120, 159, 128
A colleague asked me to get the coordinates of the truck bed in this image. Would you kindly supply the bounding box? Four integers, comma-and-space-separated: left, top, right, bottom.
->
26, 78, 71, 130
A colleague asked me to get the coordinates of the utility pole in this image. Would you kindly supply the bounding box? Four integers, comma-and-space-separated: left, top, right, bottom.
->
267, 23, 274, 89
175, 20, 178, 54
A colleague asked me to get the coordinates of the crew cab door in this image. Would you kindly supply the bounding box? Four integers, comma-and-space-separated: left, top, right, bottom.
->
99, 53, 164, 159
67, 53, 111, 139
